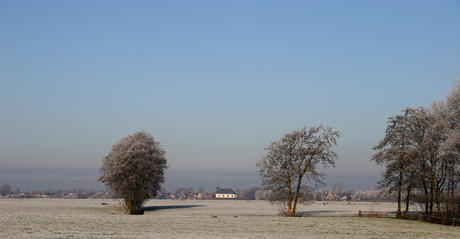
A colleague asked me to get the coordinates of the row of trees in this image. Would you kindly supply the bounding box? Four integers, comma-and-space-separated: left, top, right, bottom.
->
97, 129, 338, 215
372, 76, 460, 219
168, 186, 266, 200
313, 187, 392, 202
2, 182, 388, 202
0, 184, 101, 198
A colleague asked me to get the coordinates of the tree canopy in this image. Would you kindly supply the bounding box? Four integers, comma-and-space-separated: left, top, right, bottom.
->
98, 131, 168, 214
257, 125, 340, 217
373, 75, 460, 219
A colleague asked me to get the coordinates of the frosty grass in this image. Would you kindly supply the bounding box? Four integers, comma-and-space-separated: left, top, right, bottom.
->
2, 198, 460, 238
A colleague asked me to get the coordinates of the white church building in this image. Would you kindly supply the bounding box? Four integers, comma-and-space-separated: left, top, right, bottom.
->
215, 184, 236, 198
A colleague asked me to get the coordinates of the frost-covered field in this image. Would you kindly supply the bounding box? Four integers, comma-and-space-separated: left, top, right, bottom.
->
2, 198, 460, 238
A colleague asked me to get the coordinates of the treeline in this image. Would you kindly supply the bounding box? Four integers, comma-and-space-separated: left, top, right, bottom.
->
163, 186, 269, 200
314, 187, 394, 202
164, 184, 395, 202
372, 76, 460, 219
0, 184, 103, 198
2, 183, 397, 202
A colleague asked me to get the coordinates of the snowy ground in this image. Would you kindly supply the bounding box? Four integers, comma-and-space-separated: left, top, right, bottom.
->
2, 198, 460, 238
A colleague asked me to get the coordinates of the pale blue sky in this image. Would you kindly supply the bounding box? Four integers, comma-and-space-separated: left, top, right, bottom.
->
1, 0, 459, 191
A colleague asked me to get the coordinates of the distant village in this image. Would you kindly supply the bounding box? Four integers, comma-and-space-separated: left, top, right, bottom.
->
0, 183, 394, 202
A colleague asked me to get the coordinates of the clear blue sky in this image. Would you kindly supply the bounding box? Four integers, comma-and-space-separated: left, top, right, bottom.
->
1, 0, 459, 192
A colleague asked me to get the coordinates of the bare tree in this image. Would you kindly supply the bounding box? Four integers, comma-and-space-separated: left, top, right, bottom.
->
257, 125, 340, 217
332, 182, 343, 196
234, 187, 243, 198
98, 131, 168, 214
313, 189, 326, 201
174, 187, 194, 199
255, 189, 271, 200
158, 186, 168, 197
0, 184, 11, 196
201, 190, 213, 199
372, 108, 423, 218
13, 187, 21, 196
343, 188, 358, 201
243, 186, 261, 200
197, 187, 206, 194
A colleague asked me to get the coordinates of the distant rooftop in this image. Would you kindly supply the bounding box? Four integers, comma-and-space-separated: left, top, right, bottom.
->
216, 188, 235, 194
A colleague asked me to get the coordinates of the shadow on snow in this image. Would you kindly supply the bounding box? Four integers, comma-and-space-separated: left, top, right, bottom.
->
295, 210, 345, 217
141, 205, 205, 213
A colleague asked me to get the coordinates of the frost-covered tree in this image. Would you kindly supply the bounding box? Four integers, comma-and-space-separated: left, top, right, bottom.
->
313, 189, 326, 201
427, 77, 460, 217
158, 186, 168, 198
343, 188, 358, 201
257, 125, 340, 217
242, 186, 261, 200
98, 131, 168, 214
197, 187, 206, 194
234, 187, 243, 198
372, 107, 423, 218
13, 187, 21, 196
174, 187, 194, 199
374, 75, 460, 219
0, 184, 11, 196
201, 190, 213, 199
255, 189, 271, 200
332, 182, 343, 196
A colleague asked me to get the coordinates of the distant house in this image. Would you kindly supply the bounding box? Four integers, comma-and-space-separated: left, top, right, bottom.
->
90, 192, 112, 199
215, 185, 236, 199
187, 192, 195, 199
325, 193, 338, 201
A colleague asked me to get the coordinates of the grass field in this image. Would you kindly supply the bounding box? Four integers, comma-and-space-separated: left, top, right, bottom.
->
2, 198, 460, 238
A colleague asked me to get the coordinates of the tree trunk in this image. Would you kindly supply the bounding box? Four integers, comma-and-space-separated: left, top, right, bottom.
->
287, 173, 293, 217
436, 188, 441, 216
429, 183, 434, 215
397, 172, 402, 218
291, 176, 304, 217
423, 185, 429, 214
403, 184, 412, 219
126, 200, 137, 215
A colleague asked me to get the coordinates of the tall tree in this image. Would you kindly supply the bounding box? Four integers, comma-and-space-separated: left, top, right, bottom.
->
257, 125, 340, 217
98, 131, 168, 214
372, 108, 422, 218
431, 77, 460, 216
374, 75, 460, 220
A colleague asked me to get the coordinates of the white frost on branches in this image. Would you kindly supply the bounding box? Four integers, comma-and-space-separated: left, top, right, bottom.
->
98, 131, 168, 214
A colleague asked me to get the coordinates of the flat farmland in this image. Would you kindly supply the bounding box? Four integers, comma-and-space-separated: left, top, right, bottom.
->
2, 198, 460, 238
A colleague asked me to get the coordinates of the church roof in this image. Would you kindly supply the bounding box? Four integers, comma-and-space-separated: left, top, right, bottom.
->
216, 188, 235, 194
